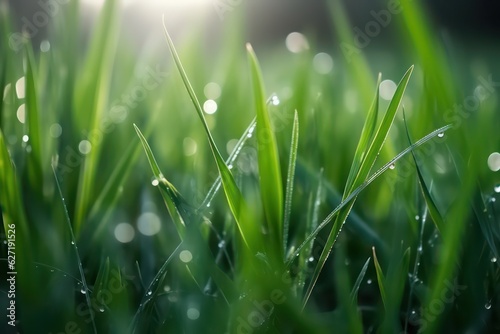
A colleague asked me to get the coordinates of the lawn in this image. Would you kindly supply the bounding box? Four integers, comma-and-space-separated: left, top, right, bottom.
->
1, 0, 499, 333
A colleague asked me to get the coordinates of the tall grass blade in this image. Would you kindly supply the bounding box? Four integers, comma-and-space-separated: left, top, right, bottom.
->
372, 247, 387, 309
134, 124, 187, 238
403, 111, 445, 233
302, 66, 414, 307
52, 164, 97, 334
73, 0, 119, 234
247, 43, 284, 255
162, 19, 260, 253
288, 123, 452, 269
283, 111, 299, 254
350, 257, 371, 302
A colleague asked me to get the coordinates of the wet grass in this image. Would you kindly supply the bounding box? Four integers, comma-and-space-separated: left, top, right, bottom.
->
1, 0, 499, 333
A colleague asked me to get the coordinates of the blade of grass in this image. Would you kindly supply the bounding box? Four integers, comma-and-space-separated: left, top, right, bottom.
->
247, 43, 284, 256
73, 0, 119, 235
134, 124, 187, 238
302, 66, 414, 308
403, 111, 445, 233
162, 19, 261, 254
372, 247, 387, 309
283, 111, 299, 254
52, 164, 97, 334
344, 73, 381, 194
134, 124, 237, 302
287, 123, 452, 269
350, 257, 371, 303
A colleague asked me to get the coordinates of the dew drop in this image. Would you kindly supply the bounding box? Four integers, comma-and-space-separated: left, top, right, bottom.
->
218, 240, 225, 248
151, 178, 159, 187
80, 288, 86, 294
494, 184, 500, 193
415, 215, 420, 221
367, 279, 372, 285
437, 132, 444, 138
71, 241, 75, 245
485, 301, 492, 310
99, 307, 105, 312
491, 257, 497, 263
147, 291, 152, 296
417, 245, 423, 253
308, 256, 314, 262
389, 164, 395, 170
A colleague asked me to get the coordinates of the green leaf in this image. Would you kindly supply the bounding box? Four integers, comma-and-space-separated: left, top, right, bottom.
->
350, 257, 371, 303
288, 123, 452, 269
247, 43, 284, 255
403, 111, 445, 233
283, 111, 299, 254
134, 124, 187, 239
73, 0, 119, 234
162, 19, 261, 254
302, 66, 414, 307
372, 246, 387, 309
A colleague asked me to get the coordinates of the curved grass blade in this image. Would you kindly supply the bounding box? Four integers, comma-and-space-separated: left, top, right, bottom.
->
134, 124, 237, 302
52, 165, 97, 334
134, 124, 186, 239
197, 117, 256, 213
403, 111, 445, 233
287, 123, 452, 269
344, 73, 381, 194
247, 43, 284, 254
283, 111, 299, 254
163, 19, 259, 253
302, 66, 414, 308
372, 246, 387, 309
350, 257, 371, 303
130, 242, 182, 334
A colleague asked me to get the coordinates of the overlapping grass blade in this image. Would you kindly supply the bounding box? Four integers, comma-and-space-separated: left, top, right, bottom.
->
162, 19, 260, 253
247, 43, 284, 255
283, 111, 299, 254
134, 124, 187, 238
350, 257, 371, 302
344, 73, 381, 195
52, 165, 97, 334
130, 242, 182, 334
302, 66, 413, 307
134, 124, 237, 302
372, 247, 387, 308
403, 112, 445, 233
288, 123, 452, 269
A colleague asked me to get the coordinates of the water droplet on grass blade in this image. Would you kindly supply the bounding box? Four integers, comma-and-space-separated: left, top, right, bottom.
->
494, 184, 500, 193
367, 279, 372, 285
151, 178, 159, 186
389, 163, 396, 170
485, 301, 492, 310
147, 291, 152, 296
491, 257, 497, 263
437, 132, 444, 138
80, 288, 86, 294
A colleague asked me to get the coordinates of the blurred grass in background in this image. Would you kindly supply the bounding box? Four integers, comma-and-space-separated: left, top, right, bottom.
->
1, 0, 500, 333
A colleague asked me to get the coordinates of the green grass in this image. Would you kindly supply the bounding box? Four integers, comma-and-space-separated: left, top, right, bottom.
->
1, 0, 500, 333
